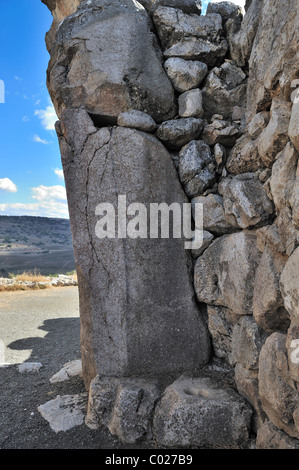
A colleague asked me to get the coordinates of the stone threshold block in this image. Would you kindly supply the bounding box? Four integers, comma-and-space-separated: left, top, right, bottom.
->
86, 375, 253, 448
152, 376, 253, 448
85, 376, 161, 444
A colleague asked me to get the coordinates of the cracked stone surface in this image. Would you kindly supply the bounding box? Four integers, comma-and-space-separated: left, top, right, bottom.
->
38, 393, 88, 433
57, 109, 210, 388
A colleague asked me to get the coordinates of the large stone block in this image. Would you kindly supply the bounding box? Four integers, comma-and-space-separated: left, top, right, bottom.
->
194, 231, 261, 315
202, 61, 247, 120
222, 173, 274, 230
86, 376, 160, 443
46, 0, 176, 123
58, 109, 210, 388
153, 376, 252, 448
192, 194, 233, 235
259, 332, 299, 439
269, 142, 298, 214
289, 101, 299, 152
178, 140, 216, 198
280, 247, 299, 321
253, 246, 290, 333
163, 37, 228, 68
232, 316, 268, 370
164, 58, 208, 93
226, 135, 261, 174
246, 0, 299, 119
153, 7, 223, 49
207, 305, 239, 366
257, 420, 299, 450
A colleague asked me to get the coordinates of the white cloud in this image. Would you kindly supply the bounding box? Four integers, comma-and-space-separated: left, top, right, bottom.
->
0, 202, 69, 219
0, 178, 18, 193
34, 104, 57, 131
31, 185, 67, 202
54, 168, 64, 180
22, 116, 30, 122
0, 184, 68, 218
33, 134, 51, 145
14, 76, 23, 81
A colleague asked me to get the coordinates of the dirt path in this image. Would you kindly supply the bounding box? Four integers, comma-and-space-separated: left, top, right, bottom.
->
0, 288, 152, 449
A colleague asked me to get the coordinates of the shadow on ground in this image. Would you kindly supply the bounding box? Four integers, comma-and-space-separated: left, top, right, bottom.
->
0, 316, 154, 449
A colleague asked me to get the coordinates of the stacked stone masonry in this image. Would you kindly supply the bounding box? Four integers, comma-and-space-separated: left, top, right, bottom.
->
43, 0, 299, 449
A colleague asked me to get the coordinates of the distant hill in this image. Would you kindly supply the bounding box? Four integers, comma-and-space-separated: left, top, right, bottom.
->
0, 216, 76, 276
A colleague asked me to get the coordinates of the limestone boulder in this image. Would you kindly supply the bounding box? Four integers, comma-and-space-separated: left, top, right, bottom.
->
259, 333, 299, 439
152, 7, 223, 49
194, 231, 261, 315
253, 247, 290, 333
286, 323, 299, 384
153, 376, 252, 448
257, 420, 299, 450
225, 0, 262, 68
178, 89, 204, 118
86, 375, 160, 443
163, 37, 228, 68
234, 364, 263, 420
156, 118, 204, 149
289, 102, 299, 152
256, 224, 286, 256
46, 0, 177, 123
42, 0, 81, 22
276, 207, 299, 257
269, 142, 298, 214
290, 161, 299, 229
246, 0, 299, 120
164, 58, 208, 93
117, 110, 157, 133
222, 173, 274, 230
207, 305, 239, 366
202, 118, 240, 147
178, 140, 216, 198
207, 1, 243, 23
258, 97, 292, 167
232, 316, 268, 370
214, 143, 226, 174
280, 247, 299, 321
202, 61, 247, 120
247, 111, 270, 140
192, 194, 233, 235
226, 135, 261, 174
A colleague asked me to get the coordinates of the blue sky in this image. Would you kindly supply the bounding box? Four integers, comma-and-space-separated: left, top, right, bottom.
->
0, 0, 244, 219
0, 0, 67, 218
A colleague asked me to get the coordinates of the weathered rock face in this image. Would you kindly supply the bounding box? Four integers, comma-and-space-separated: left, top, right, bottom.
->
86, 375, 160, 443
202, 61, 247, 120
194, 231, 261, 316
153, 7, 223, 49
246, 0, 299, 120
253, 246, 290, 333
153, 376, 252, 448
46, 0, 177, 123
259, 333, 299, 440
58, 110, 210, 386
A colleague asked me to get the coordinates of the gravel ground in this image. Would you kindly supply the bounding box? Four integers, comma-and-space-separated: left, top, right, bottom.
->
0, 287, 155, 450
